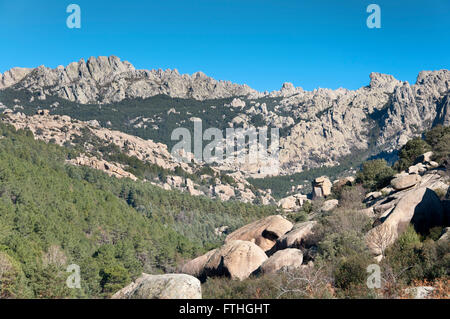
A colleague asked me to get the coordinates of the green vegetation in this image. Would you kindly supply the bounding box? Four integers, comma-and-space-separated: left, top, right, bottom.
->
0, 121, 275, 298
424, 125, 450, 163
393, 138, 432, 171
356, 159, 395, 191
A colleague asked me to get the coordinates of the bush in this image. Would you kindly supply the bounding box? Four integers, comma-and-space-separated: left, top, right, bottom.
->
425, 125, 450, 163
382, 225, 449, 285
393, 138, 431, 171
356, 159, 395, 191
334, 255, 371, 290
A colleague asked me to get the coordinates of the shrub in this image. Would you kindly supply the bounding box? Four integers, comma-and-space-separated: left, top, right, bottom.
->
425, 125, 450, 163
393, 138, 431, 171
333, 255, 371, 291
356, 159, 395, 191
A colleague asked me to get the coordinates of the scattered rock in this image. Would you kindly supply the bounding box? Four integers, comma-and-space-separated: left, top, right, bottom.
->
112, 273, 201, 299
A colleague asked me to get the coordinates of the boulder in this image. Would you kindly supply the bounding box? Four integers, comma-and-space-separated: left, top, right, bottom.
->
365, 191, 382, 201
271, 221, 317, 252
260, 249, 303, 274
408, 163, 427, 174
278, 194, 308, 211
312, 176, 332, 198
225, 215, 293, 251
390, 174, 421, 191
366, 187, 444, 255
181, 249, 217, 278
404, 286, 435, 299
415, 151, 433, 164
321, 199, 339, 212
438, 227, 450, 242
204, 240, 268, 280
111, 273, 201, 299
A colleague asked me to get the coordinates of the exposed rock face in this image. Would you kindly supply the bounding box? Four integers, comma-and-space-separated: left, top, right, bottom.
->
1, 112, 274, 205
203, 240, 268, 280
271, 221, 317, 252
366, 187, 444, 255
391, 174, 421, 191
260, 248, 303, 274
225, 215, 293, 252
2, 57, 449, 176
69, 155, 137, 180
0, 67, 32, 89
312, 176, 332, 199
278, 194, 308, 211
1, 56, 257, 103
181, 249, 217, 278
111, 273, 201, 299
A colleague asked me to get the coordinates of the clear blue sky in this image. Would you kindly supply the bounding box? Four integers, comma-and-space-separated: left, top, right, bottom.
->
0, 0, 449, 91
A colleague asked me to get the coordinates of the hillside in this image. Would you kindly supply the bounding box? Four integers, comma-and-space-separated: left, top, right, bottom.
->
0, 121, 275, 298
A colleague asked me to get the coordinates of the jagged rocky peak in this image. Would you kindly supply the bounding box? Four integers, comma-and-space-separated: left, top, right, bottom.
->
0, 67, 33, 89
369, 72, 402, 91
0, 55, 258, 104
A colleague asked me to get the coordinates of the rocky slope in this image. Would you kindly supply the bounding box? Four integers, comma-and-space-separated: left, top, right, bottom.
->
1, 111, 274, 204
1, 56, 449, 177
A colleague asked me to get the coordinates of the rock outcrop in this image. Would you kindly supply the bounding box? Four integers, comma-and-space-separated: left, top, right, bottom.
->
203, 240, 268, 280
271, 221, 317, 253
1, 57, 449, 176
366, 187, 444, 255
312, 176, 332, 199
390, 175, 421, 191
111, 273, 201, 299
260, 248, 303, 274
225, 215, 293, 251
1, 56, 257, 103
181, 249, 217, 278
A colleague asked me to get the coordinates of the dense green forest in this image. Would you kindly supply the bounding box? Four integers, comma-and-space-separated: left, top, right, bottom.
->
0, 121, 276, 298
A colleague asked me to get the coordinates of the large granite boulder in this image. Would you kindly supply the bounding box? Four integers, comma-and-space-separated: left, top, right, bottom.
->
312, 176, 332, 199
270, 221, 317, 253
111, 273, 201, 299
260, 248, 303, 274
390, 175, 421, 191
204, 240, 268, 280
181, 249, 217, 278
225, 215, 293, 251
366, 187, 444, 255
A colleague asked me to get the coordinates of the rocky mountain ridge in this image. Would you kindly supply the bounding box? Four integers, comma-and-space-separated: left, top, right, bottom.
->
1, 56, 449, 178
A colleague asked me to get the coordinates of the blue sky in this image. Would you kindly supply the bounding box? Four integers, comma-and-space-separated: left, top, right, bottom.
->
0, 0, 449, 91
